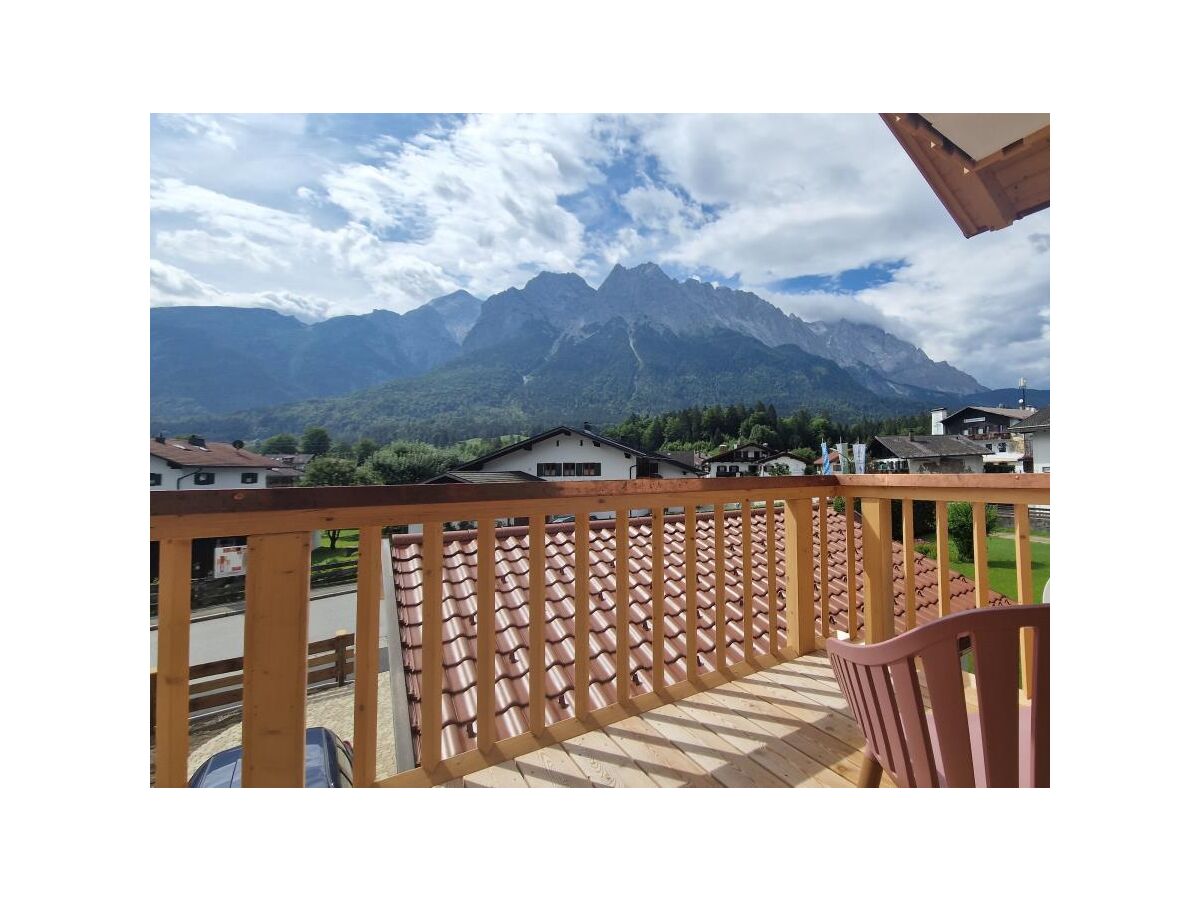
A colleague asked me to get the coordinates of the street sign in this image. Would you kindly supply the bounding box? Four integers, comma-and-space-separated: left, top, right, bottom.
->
214, 544, 247, 578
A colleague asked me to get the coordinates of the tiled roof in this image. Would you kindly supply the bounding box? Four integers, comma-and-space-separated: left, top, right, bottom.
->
427, 470, 545, 485
946, 405, 1037, 422
870, 434, 989, 459
1010, 406, 1049, 430
389, 506, 1008, 764
150, 438, 280, 469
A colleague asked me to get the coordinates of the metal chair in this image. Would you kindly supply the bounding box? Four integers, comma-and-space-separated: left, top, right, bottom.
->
826, 605, 1049, 787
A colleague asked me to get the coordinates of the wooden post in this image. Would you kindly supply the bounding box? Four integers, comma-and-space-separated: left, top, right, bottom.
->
901, 498, 916, 631
154, 537, 191, 787
817, 496, 830, 638
614, 510, 631, 702
1014, 503, 1036, 699
352, 527, 382, 787
935, 500, 952, 618
420, 521, 443, 772
713, 504, 727, 670
783, 499, 816, 655
741, 498, 754, 662
477, 516, 497, 747
684, 505, 699, 682
334, 629, 349, 686
845, 497, 859, 639
971, 502, 990, 609
242, 531, 312, 788
573, 510, 590, 718
859, 499, 895, 645
528, 518, 548, 731
765, 500, 779, 656
651, 507, 666, 693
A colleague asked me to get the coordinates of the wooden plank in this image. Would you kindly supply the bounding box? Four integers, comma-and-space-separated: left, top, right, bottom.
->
901, 498, 916, 631
766, 499, 779, 655
651, 507, 666, 693
514, 741, 591, 788
528, 517, 547, 734
640, 704, 787, 788
352, 527, 382, 786
684, 505, 699, 682
463, 760, 526, 788
154, 538, 191, 788
559, 728, 659, 787
844, 498, 858, 640
741, 498, 754, 661
601, 714, 722, 787
614, 510, 630, 703
817, 496, 830, 638
420, 520, 444, 772
859, 498, 895, 645
972, 501, 990, 609
242, 531, 311, 787
713, 504, 727, 670
477, 516, 497, 750
703, 682, 853, 787
935, 500, 952, 618
1013, 503, 1036, 699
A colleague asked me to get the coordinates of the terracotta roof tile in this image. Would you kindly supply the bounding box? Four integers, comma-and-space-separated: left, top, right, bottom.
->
390, 506, 1008, 764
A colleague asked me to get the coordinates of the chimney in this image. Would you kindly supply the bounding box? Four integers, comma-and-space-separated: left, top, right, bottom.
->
582, 421, 591, 433
154, 433, 165, 443
187, 434, 206, 448
931, 408, 946, 436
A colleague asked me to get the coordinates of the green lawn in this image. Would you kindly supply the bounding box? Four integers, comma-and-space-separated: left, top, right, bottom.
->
931, 534, 1050, 602
312, 528, 360, 565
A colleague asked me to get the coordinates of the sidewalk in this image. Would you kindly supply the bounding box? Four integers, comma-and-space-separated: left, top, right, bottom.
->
149, 581, 356, 630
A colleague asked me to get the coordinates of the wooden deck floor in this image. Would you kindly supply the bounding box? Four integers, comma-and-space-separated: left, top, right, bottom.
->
436, 651, 897, 788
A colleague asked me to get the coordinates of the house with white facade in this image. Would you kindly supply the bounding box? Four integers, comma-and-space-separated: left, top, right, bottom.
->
429, 425, 703, 485
760, 452, 809, 476
867, 434, 989, 474
704, 442, 776, 477
151, 435, 288, 490
1010, 406, 1050, 473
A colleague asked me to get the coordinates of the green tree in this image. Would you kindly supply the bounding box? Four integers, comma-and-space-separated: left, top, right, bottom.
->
360, 441, 466, 485
301, 456, 363, 550
946, 502, 998, 561
353, 438, 380, 464
259, 433, 299, 454
300, 426, 332, 456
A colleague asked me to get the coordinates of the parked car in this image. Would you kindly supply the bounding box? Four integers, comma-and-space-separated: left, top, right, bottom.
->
188, 726, 354, 787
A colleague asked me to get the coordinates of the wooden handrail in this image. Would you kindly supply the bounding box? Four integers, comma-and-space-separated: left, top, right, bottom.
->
150, 473, 1049, 788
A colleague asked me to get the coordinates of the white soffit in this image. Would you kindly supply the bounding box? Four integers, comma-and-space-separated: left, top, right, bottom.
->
921, 113, 1050, 162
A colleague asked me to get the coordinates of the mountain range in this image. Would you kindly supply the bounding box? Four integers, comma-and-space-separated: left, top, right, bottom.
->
151, 263, 998, 443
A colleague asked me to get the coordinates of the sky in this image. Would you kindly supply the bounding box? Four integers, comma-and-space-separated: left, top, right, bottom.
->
149, 113, 1050, 389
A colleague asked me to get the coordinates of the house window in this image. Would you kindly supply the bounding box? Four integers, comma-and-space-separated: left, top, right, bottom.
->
194, 472, 215, 486
150, 473, 162, 486
562, 462, 577, 477
241, 472, 259, 484
1041, 466, 1050, 473
579, 462, 601, 476
536, 463, 562, 477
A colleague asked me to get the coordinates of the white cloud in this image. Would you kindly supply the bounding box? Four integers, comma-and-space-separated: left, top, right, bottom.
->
157, 114, 238, 149
150, 259, 332, 322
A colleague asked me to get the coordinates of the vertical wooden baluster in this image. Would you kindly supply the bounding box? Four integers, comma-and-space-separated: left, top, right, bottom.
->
972, 501, 991, 609
859, 499, 895, 645
614, 509, 631, 702
651, 507, 666, 693
574, 508, 591, 717
684, 505, 699, 682
154, 538, 190, 787
528, 517, 547, 734
242, 531, 311, 787
935, 500, 951, 617
1014, 503, 1036, 700
713, 503, 727, 670
741, 498, 754, 662
420, 520, 444, 773
766, 499, 779, 656
845, 496, 859, 640
353, 526, 382, 787
477, 517, 496, 750
902, 498, 916, 631
818, 496, 830, 638
783, 499, 817, 656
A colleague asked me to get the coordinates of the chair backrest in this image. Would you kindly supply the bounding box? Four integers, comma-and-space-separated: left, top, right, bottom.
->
827, 605, 1049, 787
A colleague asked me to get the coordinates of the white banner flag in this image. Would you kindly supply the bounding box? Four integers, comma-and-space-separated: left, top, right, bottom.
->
853, 442, 866, 475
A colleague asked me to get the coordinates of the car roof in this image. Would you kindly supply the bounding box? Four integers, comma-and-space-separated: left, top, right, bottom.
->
189, 726, 344, 788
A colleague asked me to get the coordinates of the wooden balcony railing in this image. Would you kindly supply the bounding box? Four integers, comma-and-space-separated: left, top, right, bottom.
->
150, 473, 1049, 788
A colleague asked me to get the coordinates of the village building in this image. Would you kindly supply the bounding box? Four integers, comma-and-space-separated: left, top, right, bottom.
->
867, 434, 989, 474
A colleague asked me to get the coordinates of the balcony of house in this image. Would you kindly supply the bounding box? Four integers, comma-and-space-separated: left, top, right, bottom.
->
150, 472, 1049, 788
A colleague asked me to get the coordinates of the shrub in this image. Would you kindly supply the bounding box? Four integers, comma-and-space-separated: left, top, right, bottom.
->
946, 502, 998, 561
915, 540, 935, 558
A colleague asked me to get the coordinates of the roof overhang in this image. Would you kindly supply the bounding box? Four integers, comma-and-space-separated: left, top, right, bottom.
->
883, 113, 1049, 238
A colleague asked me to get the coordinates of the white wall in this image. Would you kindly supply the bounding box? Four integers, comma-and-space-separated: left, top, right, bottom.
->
475, 432, 694, 480
1028, 430, 1050, 472
150, 454, 271, 490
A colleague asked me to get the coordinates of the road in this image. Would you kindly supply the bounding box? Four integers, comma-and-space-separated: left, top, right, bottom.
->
148, 588, 390, 668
